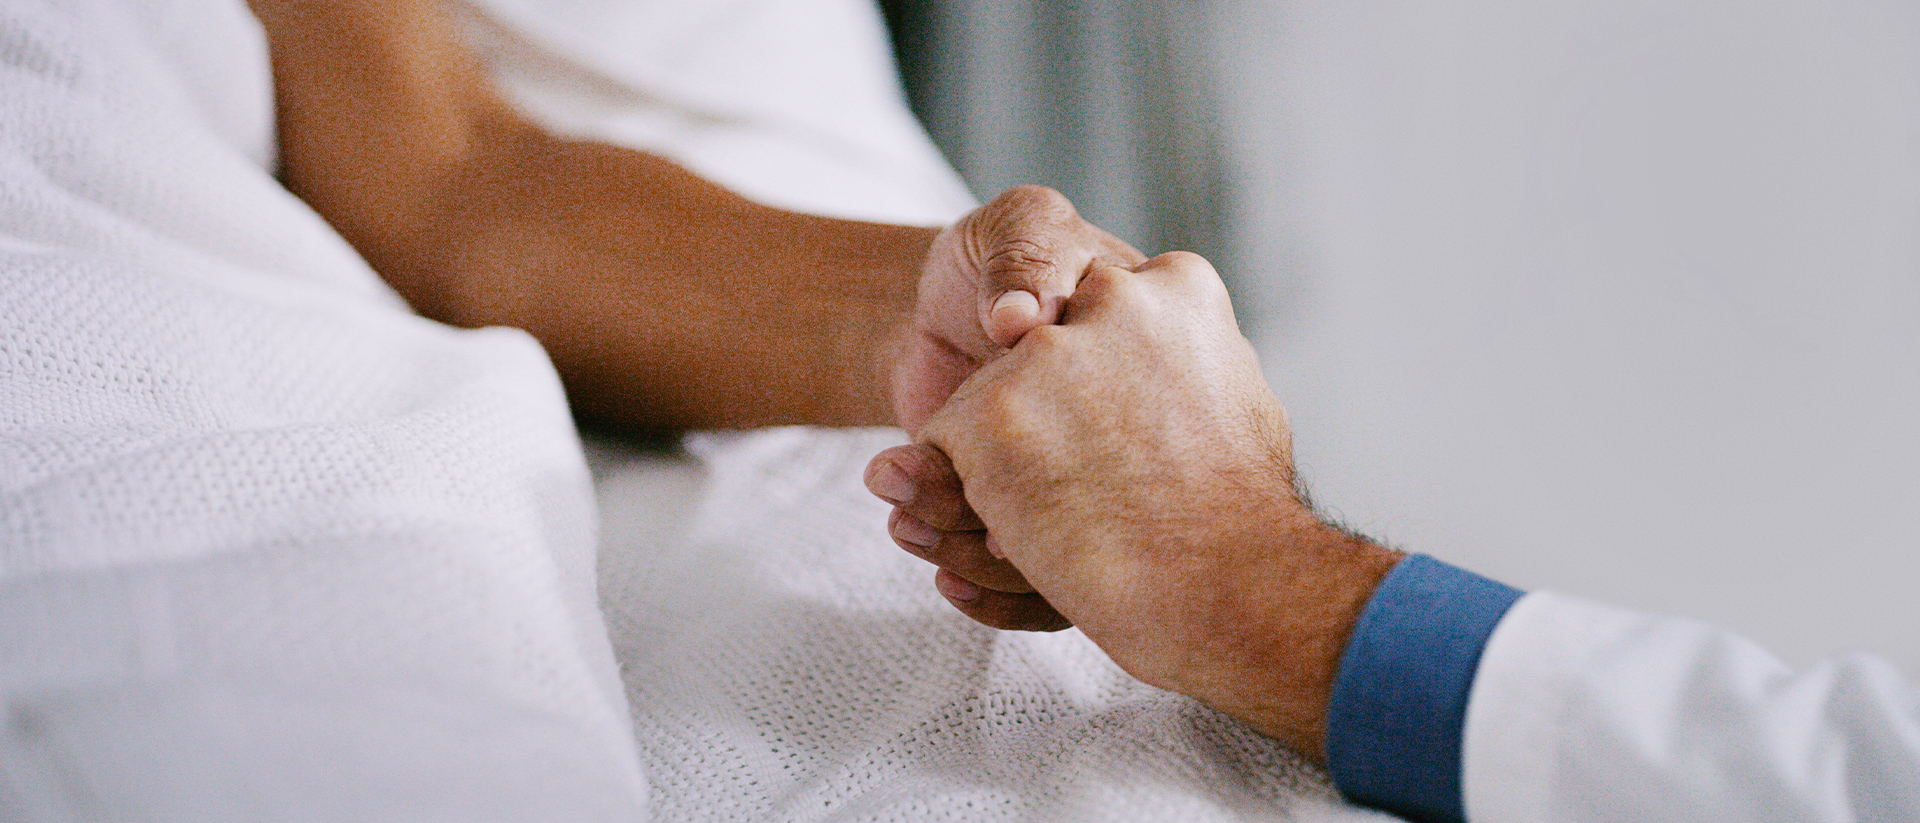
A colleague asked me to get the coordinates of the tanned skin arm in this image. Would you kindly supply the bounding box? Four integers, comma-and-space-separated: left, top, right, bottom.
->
248, 0, 938, 432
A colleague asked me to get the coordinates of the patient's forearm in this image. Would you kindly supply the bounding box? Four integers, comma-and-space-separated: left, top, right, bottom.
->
250, 0, 936, 431
414, 138, 936, 430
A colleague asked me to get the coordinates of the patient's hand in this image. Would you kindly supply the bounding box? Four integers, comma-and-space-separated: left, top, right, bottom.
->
873, 186, 1137, 626
892, 185, 1143, 435
864, 440, 1072, 631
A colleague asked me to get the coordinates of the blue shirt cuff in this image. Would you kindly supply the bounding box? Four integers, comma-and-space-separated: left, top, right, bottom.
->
1326, 554, 1524, 823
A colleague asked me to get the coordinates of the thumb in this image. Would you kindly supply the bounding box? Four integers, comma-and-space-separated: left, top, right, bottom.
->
986, 290, 1044, 350
967, 185, 1142, 349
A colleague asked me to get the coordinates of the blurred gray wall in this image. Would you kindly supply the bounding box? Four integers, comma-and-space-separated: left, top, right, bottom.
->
876, 0, 1920, 676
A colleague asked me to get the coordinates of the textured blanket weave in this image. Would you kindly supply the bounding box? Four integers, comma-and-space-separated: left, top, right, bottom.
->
595, 428, 1387, 822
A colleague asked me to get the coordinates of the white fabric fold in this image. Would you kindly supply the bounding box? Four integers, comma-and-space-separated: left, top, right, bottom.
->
456, 0, 977, 225
1465, 591, 1920, 823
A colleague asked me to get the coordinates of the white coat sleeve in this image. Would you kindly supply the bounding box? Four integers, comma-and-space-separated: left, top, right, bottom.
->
1463, 591, 1920, 823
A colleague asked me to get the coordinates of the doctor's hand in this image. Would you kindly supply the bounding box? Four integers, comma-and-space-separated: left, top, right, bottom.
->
909, 252, 1404, 762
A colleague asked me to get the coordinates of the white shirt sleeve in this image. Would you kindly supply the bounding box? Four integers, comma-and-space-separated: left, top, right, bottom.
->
1463, 591, 1920, 823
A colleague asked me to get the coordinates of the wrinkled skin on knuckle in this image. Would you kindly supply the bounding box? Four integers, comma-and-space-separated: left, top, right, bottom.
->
964, 187, 1074, 270
979, 236, 1059, 282
899, 186, 1084, 406
964, 186, 1144, 292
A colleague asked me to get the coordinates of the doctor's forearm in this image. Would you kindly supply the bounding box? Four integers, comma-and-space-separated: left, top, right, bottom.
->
250, 0, 937, 431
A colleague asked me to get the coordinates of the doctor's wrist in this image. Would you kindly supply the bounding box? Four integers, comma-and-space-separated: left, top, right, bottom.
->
1184, 518, 1405, 764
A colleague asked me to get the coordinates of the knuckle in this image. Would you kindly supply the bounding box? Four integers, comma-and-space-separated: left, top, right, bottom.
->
977, 380, 1043, 438
1155, 250, 1208, 269
1140, 251, 1234, 308
937, 541, 1030, 591
982, 236, 1056, 279
1159, 251, 1221, 288
1078, 264, 1128, 291
989, 184, 1074, 219
915, 414, 952, 448
968, 187, 1089, 286
1071, 264, 1137, 306
916, 402, 975, 452
892, 443, 955, 482
915, 498, 981, 533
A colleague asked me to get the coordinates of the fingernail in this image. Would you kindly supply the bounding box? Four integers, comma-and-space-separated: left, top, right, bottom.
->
935, 571, 982, 603
991, 290, 1041, 322
984, 533, 1006, 559
892, 512, 939, 548
989, 290, 1042, 345
869, 463, 916, 505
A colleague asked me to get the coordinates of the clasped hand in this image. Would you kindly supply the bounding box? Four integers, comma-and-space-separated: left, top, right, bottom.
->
875, 190, 1402, 760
